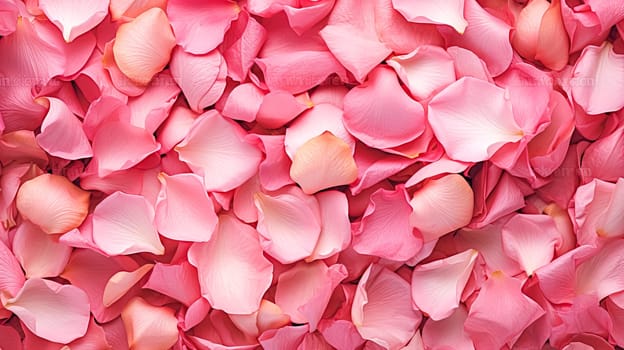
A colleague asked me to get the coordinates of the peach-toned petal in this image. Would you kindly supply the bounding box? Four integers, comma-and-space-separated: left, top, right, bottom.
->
39, 0, 109, 42
409, 174, 474, 242
188, 215, 273, 315
535, 0, 570, 70
103, 264, 153, 307
16, 174, 90, 234
12, 221, 71, 278
92, 191, 164, 256
290, 132, 358, 194
113, 8, 176, 85
121, 297, 178, 350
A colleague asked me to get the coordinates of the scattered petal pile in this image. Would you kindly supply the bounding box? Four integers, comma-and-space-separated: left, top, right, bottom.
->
1, 0, 624, 349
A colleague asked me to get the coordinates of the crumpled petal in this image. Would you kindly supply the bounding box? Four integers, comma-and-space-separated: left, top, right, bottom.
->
39, 0, 109, 42
3, 278, 90, 344
411, 249, 478, 321
392, 0, 467, 33
0, 238, 25, 298
221, 11, 266, 82
16, 173, 90, 234
428, 77, 522, 162
121, 297, 179, 350
188, 214, 273, 315
92, 191, 165, 256
113, 8, 176, 85
343, 66, 425, 149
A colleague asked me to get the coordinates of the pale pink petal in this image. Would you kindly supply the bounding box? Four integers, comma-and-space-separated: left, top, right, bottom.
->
309, 190, 352, 260
113, 8, 176, 85
67, 316, 112, 350
575, 239, 624, 300
109, 0, 167, 20
428, 77, 523, 162
572, 42, 624, 115
143, 261, 201, 306
319, 319, 366, 350
127, 71, 180, 133
221, 11, 266, 82
581, 125, 624, 182
387, 45, 456, 100
155, 173, 218, 242
170, 47, 226, 113
392, 0, 467, 33
35, 97, 92, 160
16, 174, 90, 234
446, 46, 492, 81
352, 264, 421, 349
422, 306, 474, 350
221, 83, 264, 122
175, 110, 262, 192
121, 297, 178, 350
259, 325, 308, 349
275, 261, 347, 331
256, 91, 309, 129
39, 0, 108, 42
441, 0, 513, 76
103, 264, 153, 307
3, 278, 89, 344
255, 186, 322, 264
92, 120, 160, 177
405, 156, 470, 188
92, 191, 165, 256
535, 0, 570, 70
409, 174, 474, 242
465, 271, 544, 349
284, 103, 355, 159
290, 132, 358, 194
156, 105, 198, 153
188, 214, 273, 314
0, 238, 25, 298
574, 178, 624, 244
12, 221, 71, 278
411, 249, 478, 321
501, 214, 559, 276
343, 66, 425, 149
166, 0, 239, 54
310, 85, 349, 108
319, 0, 391, 81
353, 186, 423, 261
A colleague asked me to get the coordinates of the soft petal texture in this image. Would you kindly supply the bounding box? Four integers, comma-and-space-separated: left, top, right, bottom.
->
12, 221, 72, 278
170, 47, 227, 113
575, 239, 624, 300
290, 132, 358, 194
343, 66, 425, 149
572, 42, 624, 115
387, 45, 457, 100
581, 124, 624, 182
92, 120, 160, 177
0, 324, 21, 350
409, 174, 474, 242
221, 83, 264, 122
353, 186, 423, 261
429, 77, 522, 162
0, 238, 25, 298
352, 264, 421, 350
3, 278, 90, 344
464, 271, 544, 349
0, 0, 18, 36
166, 0, 239, 54
175, 110, 262, 192
92, 191, 165, 256
422, 306, 474, 350
501, 214, 560, 276
392, 0, 467, 33
143, 261, 200, 306
254, 186, 322, 264
39, 0, 109, 42
121, 297, 178, 350
113, 8, 176, 85
16, 174, 90, 234
127, 71, 180, 133
411, 249, 478, 321
255, 91, 309, 129
155, 173, 218, 242
103, 264, 153, 307
309, 190, 352, 260
188, 214, 273, 314
275, 261, 347, 331
221, 11, 266, 82
574, 178, 624, 243
319, 0, 391, 81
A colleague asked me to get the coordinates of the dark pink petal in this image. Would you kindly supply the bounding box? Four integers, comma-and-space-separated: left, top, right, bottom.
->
464, 271, 544, 349
156, 105, 197, 153
167, 0, 239, 54
411, 250, 478, 321
121, 297, 179, 350
343, 66, 425, 149
155, 173, 218, 242
254, 135, 295, 192
221, 11, 267, 82
575, 239, 624, 300
12, 221, 71, 278
428, 77, 522, 162
353, 186, 423, 261
0, 324, 21, 350
176, 110, 262, 192
35, 97, 92, 160
392, 0, 467, 33
3, 278, 90, 344
275, 261, 347, 331
188, 215, 273, 314
16, 174, 90, 234
255, 186, 322, 263
350, 144, 418, 196
352, 264, 421, 349
256, 91, 309, 129
259, 325, 308, 349
319, 319, 365, 350
92, 191, 164, 256
39, 0, 108, 42
113, 8, 176, 85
